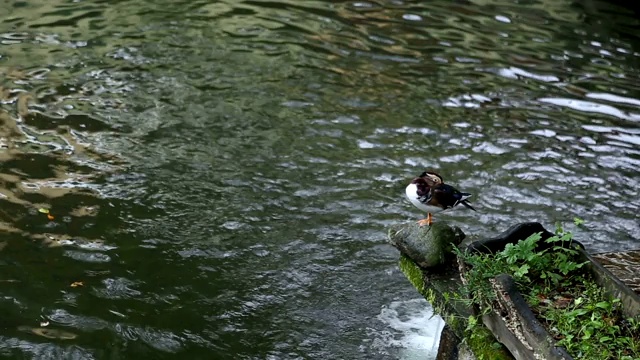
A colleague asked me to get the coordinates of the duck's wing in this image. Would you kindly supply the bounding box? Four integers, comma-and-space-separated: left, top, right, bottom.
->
431, 184, 476, 211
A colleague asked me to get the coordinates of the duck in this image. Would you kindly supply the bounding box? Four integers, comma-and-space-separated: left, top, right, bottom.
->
405, 171, 476, 226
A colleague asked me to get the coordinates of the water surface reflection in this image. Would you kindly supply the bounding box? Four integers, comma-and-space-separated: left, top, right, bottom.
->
0, 0, 639, 358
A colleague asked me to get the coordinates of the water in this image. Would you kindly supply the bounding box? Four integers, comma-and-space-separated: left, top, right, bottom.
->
0, 0, 639, 358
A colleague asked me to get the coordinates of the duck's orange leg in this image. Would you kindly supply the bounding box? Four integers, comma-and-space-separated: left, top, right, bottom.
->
417, 212, 433, 227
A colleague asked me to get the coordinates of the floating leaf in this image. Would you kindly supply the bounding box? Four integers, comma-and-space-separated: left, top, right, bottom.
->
38, 208, 50, 214
17, 326, 77, 340
70, 281, 84, 288
40, 321, 49, 327
47, 214, 55, 221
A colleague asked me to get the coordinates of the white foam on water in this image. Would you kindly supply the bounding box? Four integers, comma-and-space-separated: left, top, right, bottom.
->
370, 298, 445, 360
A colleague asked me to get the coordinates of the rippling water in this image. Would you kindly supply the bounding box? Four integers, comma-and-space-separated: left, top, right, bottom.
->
1, 0, 639, 358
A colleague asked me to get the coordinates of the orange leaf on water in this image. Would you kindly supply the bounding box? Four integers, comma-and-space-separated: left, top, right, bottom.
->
47, 214, 54, 220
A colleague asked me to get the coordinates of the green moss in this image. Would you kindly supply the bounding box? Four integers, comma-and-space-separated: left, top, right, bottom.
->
399, 254, 513, 359
399, 255, 427, 297
398, 256, 465, 335
467, 326, 512, 360
443, 313, 461, 333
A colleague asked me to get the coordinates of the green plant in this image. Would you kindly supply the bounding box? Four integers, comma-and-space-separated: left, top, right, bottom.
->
539, 282, 638, 359
457, 222, 640, 360
457, 227, 585, 312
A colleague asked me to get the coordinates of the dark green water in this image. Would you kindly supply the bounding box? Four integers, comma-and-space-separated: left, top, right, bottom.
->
1, 0, 639, 358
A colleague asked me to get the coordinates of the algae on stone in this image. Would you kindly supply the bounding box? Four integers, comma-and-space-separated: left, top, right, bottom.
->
390, 222, 513, 360
467, 326, 513, 360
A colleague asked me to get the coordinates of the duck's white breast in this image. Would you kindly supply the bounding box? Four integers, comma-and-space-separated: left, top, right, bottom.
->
405, 183, 443, 213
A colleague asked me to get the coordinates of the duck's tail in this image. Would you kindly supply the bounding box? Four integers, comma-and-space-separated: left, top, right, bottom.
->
459, 193, 477, 211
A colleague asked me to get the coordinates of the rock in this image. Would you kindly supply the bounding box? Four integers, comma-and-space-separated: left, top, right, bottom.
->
388, 222, 465, 269
457, 342, 477, 360
388, 222, 515, 360
436, 324, 463, 360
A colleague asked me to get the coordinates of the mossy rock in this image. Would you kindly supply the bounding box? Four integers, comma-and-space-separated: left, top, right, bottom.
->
467, 326, 513, 360
388, 222, 465, 269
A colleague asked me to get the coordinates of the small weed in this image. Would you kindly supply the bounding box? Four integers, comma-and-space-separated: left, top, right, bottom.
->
457, 222, 640, 360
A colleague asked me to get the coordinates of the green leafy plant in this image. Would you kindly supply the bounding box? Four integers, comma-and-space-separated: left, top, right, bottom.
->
457, 222, 640, 360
